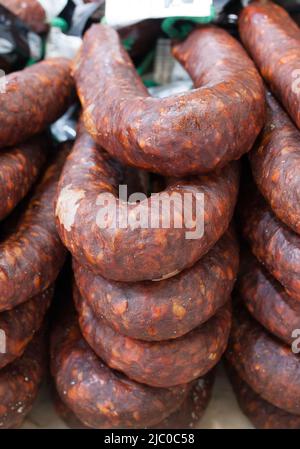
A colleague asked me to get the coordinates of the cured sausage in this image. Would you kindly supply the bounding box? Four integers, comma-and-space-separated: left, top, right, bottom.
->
0, 58, 73, 149
241, 188, 300, 301
226, 363, 300, 430
0, 0, 48, 33
0, 287, 52, 369
239, 1, 300, 130
51, 313, 191, 429
154, 373, 215, 429
53, 393, 89, 429
0, 148, 67, 312
72, 24, 265, 176
249, 92, 300, 235
0, 137, 46, 222
0, 329, 45, 429
238, 252, 300, 345
55, 124, 239, 282
226, 305, 300, 416
54, 372, 215, 429
75, 285, 231, 388
73, 229, 239, 341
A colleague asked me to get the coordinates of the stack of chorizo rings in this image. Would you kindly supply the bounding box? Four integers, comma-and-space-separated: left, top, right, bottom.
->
51, 16, 271, 429
52, 123, 240, 429
0, 57, 73, 428
226, 1, 300, 430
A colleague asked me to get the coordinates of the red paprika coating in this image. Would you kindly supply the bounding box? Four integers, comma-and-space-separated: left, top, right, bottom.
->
239, 1, 300, 130
75, 285, 231, 388
51, 313, 191, 429
55, 124, 239, 282
227, 363, 300, 430
0, 149, 67, 312
249, 92, 300, 235
73, 229, 239, 341
0, 0, 48, 33
0, 286, 52, 369
238, 252, 300, 345
0, 58, 73, 149
0, 136, 46, 221
241, 188, 300, 301
54, 372, 215, 429
226, 305, 300, 416
0, 329, 45, 429
73, 24, 265, 177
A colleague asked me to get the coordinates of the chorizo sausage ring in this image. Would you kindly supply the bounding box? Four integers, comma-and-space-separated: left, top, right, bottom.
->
75, 285, 231, 388
239, 1, 300, 130
0, 286, 52, 369
0, 329, 45, 429
226, 363, 300, 430
51, 314, 191, 429
249, 93, 300, 235
0, 58, 73, 149
0, 137, 46, 222
238, 252, 300, 346
226, 305, 300, 416
54, 372, 215, 429
72, 24, 265, 177
73, 229, 239, 341
55, 126, 239, 282
0, 149, 67, 312
1, 0, 48, 33
241, 189, 300, 301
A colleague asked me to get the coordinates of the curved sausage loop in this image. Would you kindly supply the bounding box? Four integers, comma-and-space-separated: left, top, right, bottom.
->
238, 252, 300, 346
51, 313, 191, 429
73, 24, 265, 177
0, 330, 45, 429
0, 137, 46, 221
239, 1, 300, 130
55, 125, 239, 282
249, 93, 300, 235
241, 189, 300, 301
226, 305, 300, 416
0, 149, 67, 312
0, 287, 52, 369
54, 371, 215, 429
75, 285, 231, 388
0, 58, 73, 149
73, 229, 239, 341
226, 363, 300, 430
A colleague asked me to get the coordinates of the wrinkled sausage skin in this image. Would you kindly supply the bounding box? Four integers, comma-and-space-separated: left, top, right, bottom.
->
0, 59, 73, 149
54, 372, 215, 429
0, 0, 48, 33
75, 285, 231, 388
55, 125, 239, 282
0, 287, 52, 369
0, 329, 45, 429
73, 229, 239, 341
238, 252, 300, 346
239, 1, 300, 129
0, 137, 46, 222
226, 363, 300, 430
249, 93, 300, 235
73, 24, 265, 176
51, 313, 191, 429
226, 305, 300, 416
0, 150, 67, 312
241, 188, 300, 301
